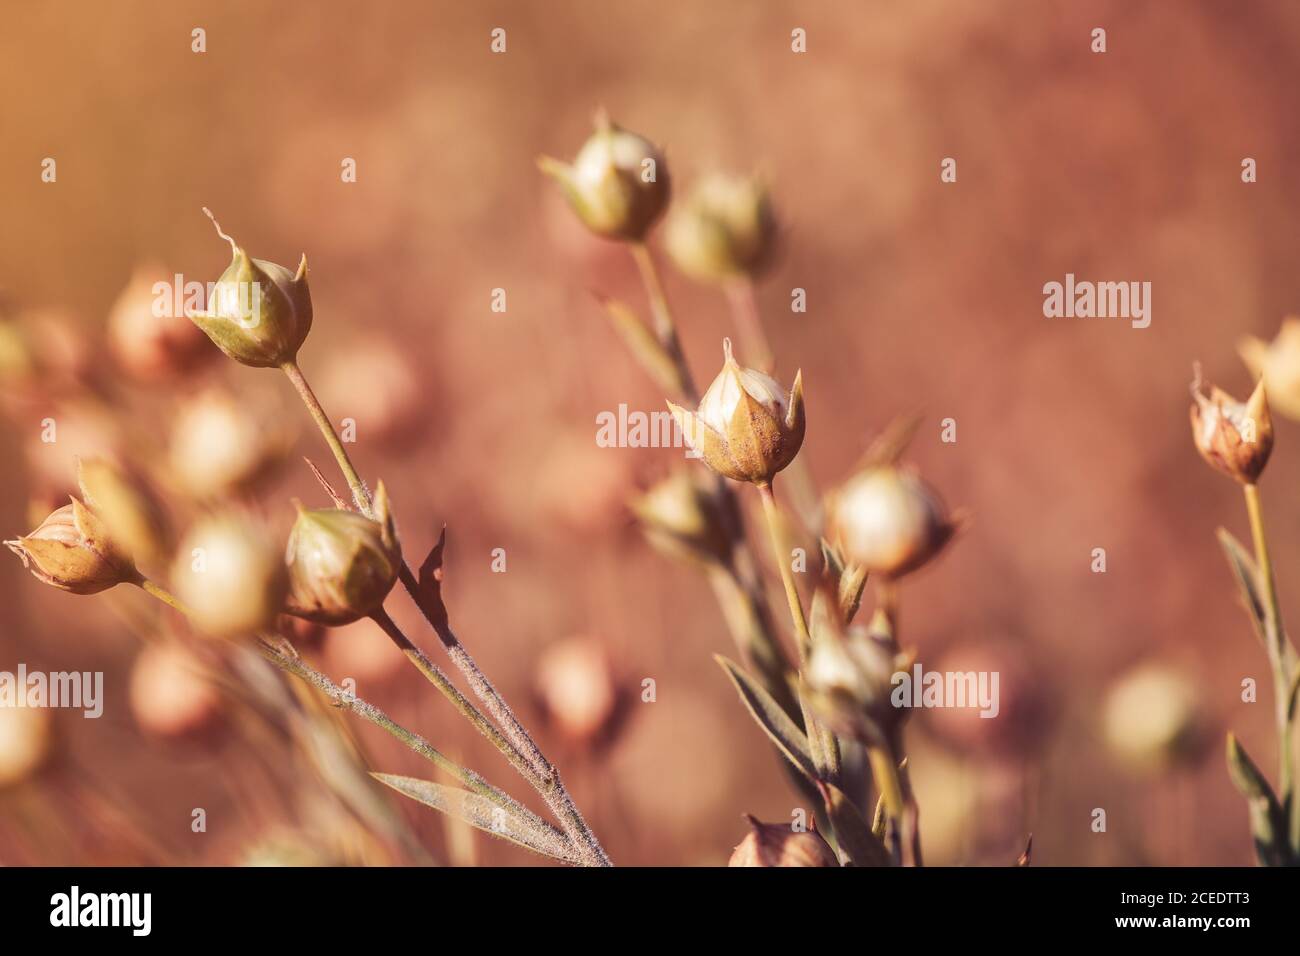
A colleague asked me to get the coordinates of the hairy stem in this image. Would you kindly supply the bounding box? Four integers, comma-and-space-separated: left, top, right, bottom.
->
253, 637, 573, 856
280, 358, 609, 865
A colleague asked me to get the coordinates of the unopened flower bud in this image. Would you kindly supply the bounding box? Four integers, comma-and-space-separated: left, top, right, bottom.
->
1103, 665, 1209, 772
728, 815, 838, 867
108, 263, 216, 381
538, 113, 670, 241
630, 469, 733, 566
667, 339, 804, 485
284, 484, 401, 625
665, 172, 777, 283
169, 387, 293, 499
187, 209, 312, 368
827, 465, 957, 578
1240, 319, 1300, 421
172, 512, 288, 638
129, 642, 223, 742
5, 497, 138, 594
76, 457, 168, 569
804, 626, 905, 745
0, 703, 51, 788
1189, 367, 1272, 484
534, 637, 624, 747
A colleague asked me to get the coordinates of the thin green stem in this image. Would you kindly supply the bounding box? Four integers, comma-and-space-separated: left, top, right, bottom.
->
281, 359, 373, 515
630, 242, 697, 399
368, 609, 540, 784
1244, 482, 1299, 849
756, 482, 811, 659
756, 480, 841, 784
135, 577, 191, 616
1244, 484, 1294, 800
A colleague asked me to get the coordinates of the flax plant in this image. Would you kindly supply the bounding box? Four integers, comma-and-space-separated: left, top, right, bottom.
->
542, 116, 963, 866
1190, 364, 1300, 865
6, 211, 610, 867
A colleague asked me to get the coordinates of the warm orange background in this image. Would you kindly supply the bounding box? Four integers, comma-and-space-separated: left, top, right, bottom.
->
3, 0, 1300, 865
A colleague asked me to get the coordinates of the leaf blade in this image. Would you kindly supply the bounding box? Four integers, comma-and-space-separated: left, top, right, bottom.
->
372, 772, 579, 864
715, 655, 817, 783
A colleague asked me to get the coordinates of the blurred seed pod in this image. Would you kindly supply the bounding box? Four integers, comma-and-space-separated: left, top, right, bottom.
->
1103, 664, 1211, 772
1239, 318, 1300, 421
534, 637, 628, 751
107, 263, 217, 382
76, 457, 170, 570
826, 465, 958, 579
315, 337, 423, 447
803, 622, 907, 746
167, 387, 294, 499
728, 815, 838, 867
629, 469, 732, 567
665, 172, 778, 283
129, 642, 224, 743
538, 112, 670, 242
0, 702, 52, 788
921, 640, 1054, 760
171, 512, 288, 639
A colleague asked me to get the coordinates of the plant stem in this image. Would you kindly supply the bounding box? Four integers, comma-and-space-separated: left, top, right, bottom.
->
280, 358, 610, 865
630, 242, 696, 399
367, 609, 538, 783
253, 637, 576, 860
756, 482, 811, 659
1243, 482, 1298, 847
625, 246, 796, 730
135, 577, 191, 616
756, 480, 841, 784
282, 360, 372, 515
132, 577, 584, 864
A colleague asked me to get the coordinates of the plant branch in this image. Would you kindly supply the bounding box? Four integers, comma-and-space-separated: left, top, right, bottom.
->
280, 359, 610, 865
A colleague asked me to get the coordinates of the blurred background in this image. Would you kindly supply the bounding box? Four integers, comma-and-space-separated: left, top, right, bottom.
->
2, 0, 1300, 865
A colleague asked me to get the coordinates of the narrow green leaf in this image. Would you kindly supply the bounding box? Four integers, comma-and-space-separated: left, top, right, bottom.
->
1217, 528, 1267, 646
372, 773, 579, 864
1224, 734, 1294, 866
598, 296, 681, 395
818, 781, 892, 867
715, 655, 818, 783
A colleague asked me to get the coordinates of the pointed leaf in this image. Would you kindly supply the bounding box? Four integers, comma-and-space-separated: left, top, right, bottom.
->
1217, 528, 1267, 645
372, 773, 579, 864
716, 655, 817, 783
598, 296, 682, 395
817, 780, 892, 867
1224, 734, 1294, 866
